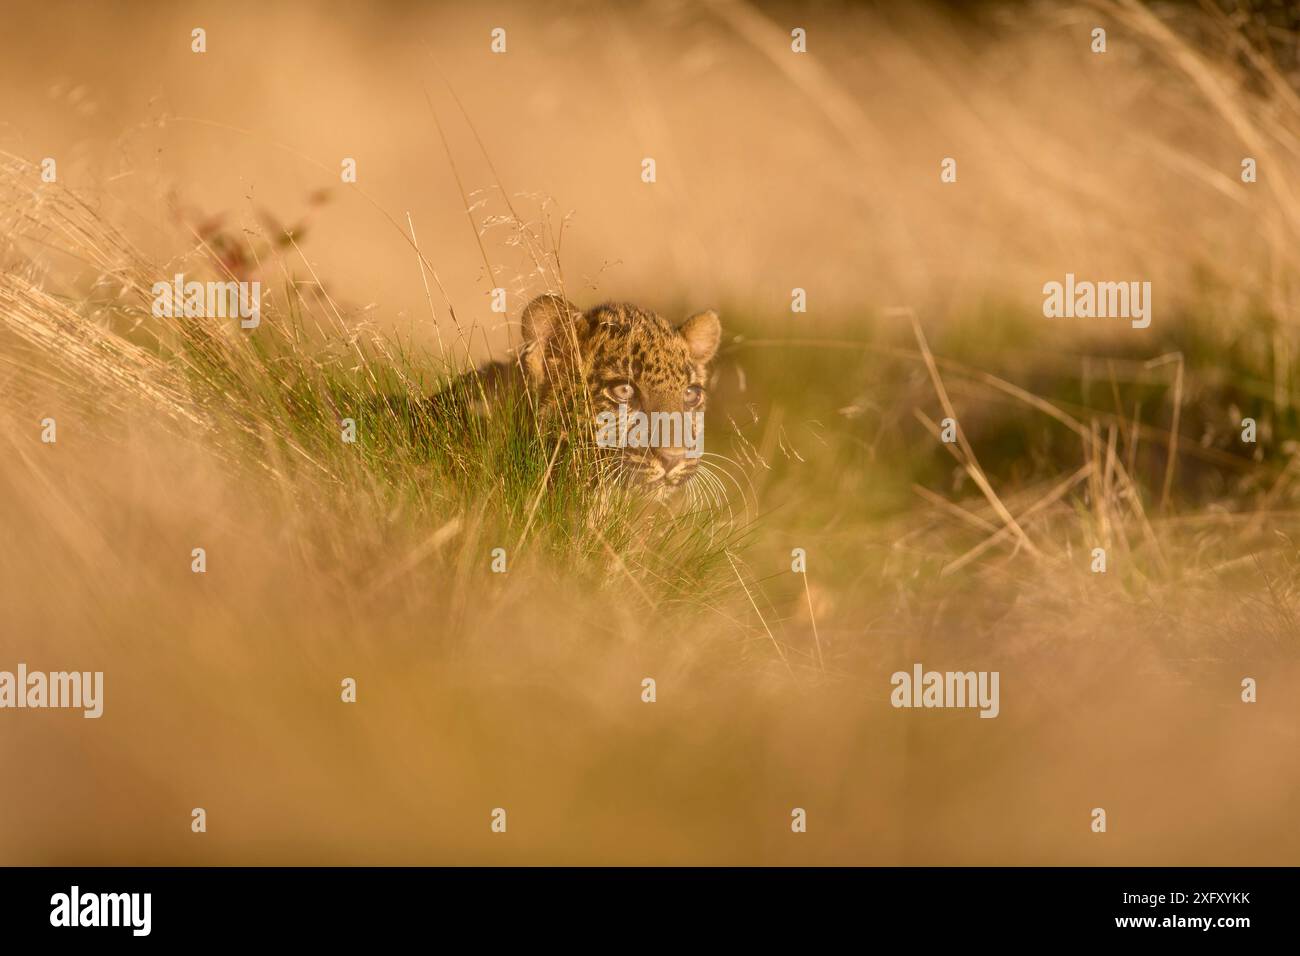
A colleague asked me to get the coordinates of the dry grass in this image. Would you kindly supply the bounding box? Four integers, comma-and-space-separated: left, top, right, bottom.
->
0, 0, 1298, 865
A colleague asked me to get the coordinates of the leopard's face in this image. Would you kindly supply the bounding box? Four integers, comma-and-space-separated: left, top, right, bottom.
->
520, 297, 721, 496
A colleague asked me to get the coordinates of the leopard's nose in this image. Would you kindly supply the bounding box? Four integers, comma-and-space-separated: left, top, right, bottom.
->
656, 447, 686, 471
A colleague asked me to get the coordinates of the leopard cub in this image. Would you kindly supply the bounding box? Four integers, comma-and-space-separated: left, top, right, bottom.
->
470, 295, 722, 495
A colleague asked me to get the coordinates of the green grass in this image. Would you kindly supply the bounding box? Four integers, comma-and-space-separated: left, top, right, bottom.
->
104, 275, 752, 614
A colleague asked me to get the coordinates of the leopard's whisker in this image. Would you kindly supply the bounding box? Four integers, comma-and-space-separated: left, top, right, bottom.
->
698, 455, 749, 515
702, 466, 736, 523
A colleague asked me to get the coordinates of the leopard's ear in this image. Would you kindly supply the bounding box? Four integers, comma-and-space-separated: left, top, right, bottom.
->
679, 309, 721, 365
520, 294, 582, 384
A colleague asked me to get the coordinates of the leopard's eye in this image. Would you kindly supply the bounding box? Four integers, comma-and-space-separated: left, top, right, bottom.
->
684, 384, 705, 408
607, 382, 635, 403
